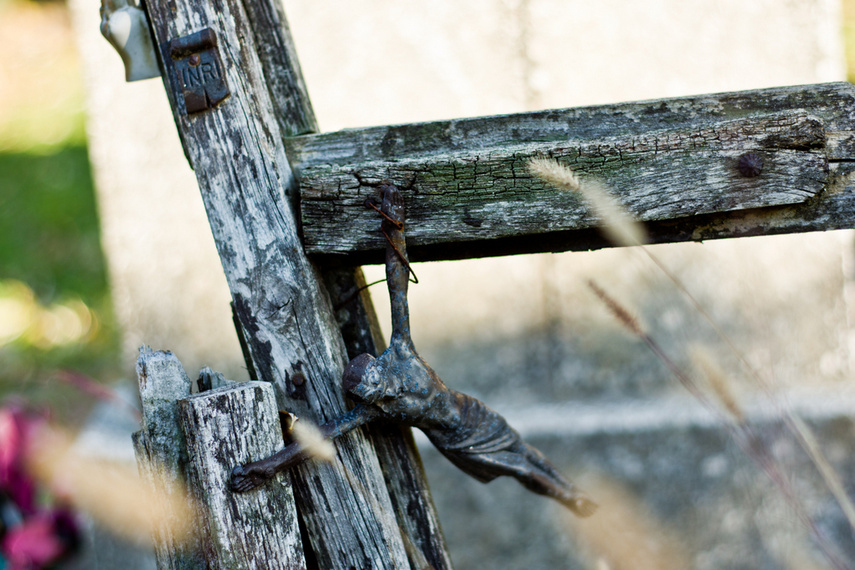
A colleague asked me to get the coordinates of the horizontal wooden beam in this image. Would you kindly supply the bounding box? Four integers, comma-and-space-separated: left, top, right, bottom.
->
289, 82, 855, 264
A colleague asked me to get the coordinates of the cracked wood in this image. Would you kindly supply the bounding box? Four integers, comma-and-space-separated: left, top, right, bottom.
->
238, 1, 452, 566
179, 382, 305, 568
134, 347, 208, 570
142, 0, 414, 566
293, 82, 855, 263
235, 0, 451, 564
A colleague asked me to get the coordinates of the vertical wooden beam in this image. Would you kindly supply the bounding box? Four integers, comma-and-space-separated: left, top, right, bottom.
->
242, 3, 452, 566
240, 0, 318, 138
141, 1, 413, 567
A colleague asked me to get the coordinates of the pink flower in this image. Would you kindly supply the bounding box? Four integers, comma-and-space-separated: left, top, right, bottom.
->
0, 405, 79, 569
0, 406, 37, 515
2, 514, 66, 570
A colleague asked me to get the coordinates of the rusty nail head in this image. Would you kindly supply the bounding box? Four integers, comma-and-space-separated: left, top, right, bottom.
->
188, 53, 201, 66
291, 371, 306, 386
737, 152, 763, 177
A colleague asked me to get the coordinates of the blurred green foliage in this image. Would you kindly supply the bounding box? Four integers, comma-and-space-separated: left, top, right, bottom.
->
0, 148, 105, 302
0, 145, 121, 416
0, 0, 120, 420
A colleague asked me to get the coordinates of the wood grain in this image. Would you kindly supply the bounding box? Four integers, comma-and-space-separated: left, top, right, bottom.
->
293, 83, 855, 263
236, 0, 452, 566
141, 0, 412, 565
179, 382, 305, 568
134, 347, 207, 569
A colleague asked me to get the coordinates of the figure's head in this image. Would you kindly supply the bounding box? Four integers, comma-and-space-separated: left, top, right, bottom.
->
342, 353, 382, 403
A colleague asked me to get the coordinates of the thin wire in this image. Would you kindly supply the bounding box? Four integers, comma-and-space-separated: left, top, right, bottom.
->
365, 199, 403, 230
381, 227, 419, 285
334, 203, 419, 310
333, 278, 387, 311
364, 197, 418, 284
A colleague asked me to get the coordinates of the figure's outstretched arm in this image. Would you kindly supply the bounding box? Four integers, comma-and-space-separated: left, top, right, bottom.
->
380, 184, 412, 343
230, 404, 380, 492
318, 403, 381, 439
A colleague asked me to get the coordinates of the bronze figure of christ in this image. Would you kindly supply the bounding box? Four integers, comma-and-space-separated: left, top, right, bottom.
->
230, 184, 596, 517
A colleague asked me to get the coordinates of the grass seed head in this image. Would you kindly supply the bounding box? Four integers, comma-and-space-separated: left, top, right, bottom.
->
292, 420, 336, 462
690, 346, 744, 423
528, 158, 647, 247
587, 280, 644, 337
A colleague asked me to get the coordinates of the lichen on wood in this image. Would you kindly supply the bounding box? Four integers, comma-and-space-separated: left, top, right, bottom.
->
141, 0, 416, 564
179, 382, 306, 568
292, 83, 855, 263
134, 347, 207, 569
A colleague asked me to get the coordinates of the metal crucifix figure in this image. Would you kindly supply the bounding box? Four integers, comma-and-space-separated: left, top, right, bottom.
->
231, 184, 596, 517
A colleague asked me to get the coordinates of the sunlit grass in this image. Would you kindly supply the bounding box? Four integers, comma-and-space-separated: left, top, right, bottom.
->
0, 280, 99, 349
0, 0, 87, 153
527, 157, 647, 248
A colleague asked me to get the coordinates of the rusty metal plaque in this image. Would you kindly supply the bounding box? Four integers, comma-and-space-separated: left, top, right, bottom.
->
169, 28, 230, 114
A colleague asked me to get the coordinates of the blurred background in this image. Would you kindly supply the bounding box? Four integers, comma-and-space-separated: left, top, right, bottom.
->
4, 0, 855, 568
0, 0, 118, 420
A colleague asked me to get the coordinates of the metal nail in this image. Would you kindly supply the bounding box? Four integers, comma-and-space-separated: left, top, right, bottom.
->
737, 152, 763, 177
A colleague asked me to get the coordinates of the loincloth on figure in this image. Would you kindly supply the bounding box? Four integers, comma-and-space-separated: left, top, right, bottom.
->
424, 393, 533, 484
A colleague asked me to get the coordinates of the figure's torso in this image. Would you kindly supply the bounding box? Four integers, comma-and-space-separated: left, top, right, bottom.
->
371, 337, 461, 429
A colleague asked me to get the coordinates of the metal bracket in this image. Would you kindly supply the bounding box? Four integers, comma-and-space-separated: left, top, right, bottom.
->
99, 0, 161, 82
169, 28, 230, 114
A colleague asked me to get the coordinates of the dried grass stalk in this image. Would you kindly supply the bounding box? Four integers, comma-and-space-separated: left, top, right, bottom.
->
528, 157, 647, 247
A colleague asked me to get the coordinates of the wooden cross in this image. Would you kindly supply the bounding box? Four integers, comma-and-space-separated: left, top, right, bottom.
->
133, 0, 855, 567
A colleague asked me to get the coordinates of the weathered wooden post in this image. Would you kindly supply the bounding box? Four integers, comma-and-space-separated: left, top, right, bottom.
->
179, 380, 305, 567
135, 0, 450, 567
227, 3, 450, 565
133, 347, 208, 569
134, 347, 307, 568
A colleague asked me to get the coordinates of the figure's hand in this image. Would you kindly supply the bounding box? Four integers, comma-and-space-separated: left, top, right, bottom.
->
230, 463, 275, 493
